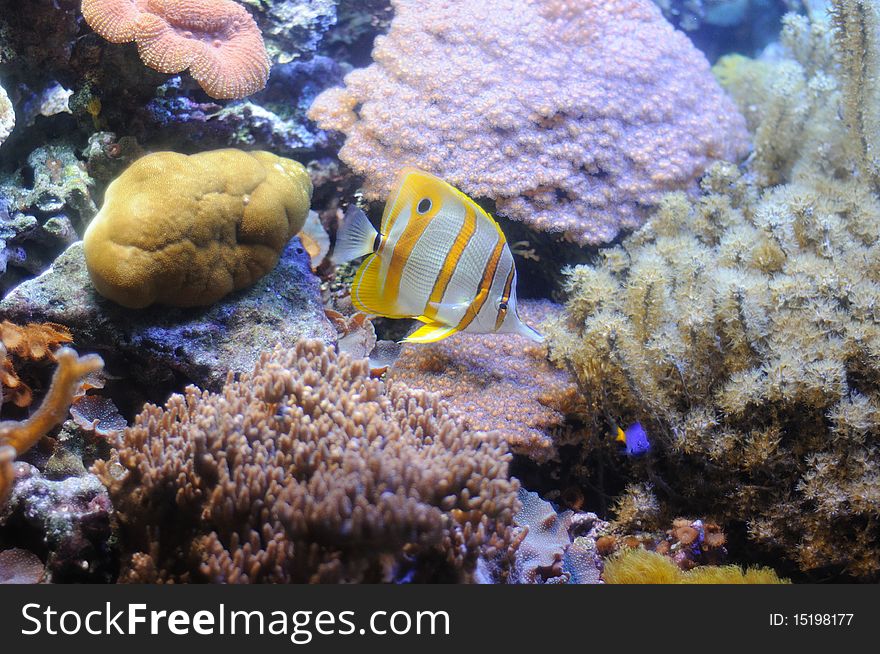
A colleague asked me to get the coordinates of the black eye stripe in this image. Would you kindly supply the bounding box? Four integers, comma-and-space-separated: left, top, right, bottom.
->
417, 198, 432, 214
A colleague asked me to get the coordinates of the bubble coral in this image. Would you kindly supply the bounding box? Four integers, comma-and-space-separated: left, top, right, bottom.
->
93, 339, 519, 583
83, 149, 312, 309
81, 0, 271, 99
308, 0, 749, 245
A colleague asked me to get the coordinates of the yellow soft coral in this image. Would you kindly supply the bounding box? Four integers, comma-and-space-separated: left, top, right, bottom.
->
603, 548, 788, 584
83, 149, 313, 308
0, 345, 104, 505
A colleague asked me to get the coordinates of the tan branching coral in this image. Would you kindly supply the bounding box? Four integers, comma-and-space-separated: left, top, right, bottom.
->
0, 345, 104, 505
548, 162, 880, 578
547, 9, 880, 578
94, 339, 519, 583
388, 301, 581, 462
830, 0, 880, 188
81, 0, 271, 99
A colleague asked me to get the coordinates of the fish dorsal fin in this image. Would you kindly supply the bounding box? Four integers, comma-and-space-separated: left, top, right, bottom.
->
402, 321, 459, 344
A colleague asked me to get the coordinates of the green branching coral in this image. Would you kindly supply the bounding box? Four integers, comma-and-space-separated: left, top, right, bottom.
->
547, 8, 880, 580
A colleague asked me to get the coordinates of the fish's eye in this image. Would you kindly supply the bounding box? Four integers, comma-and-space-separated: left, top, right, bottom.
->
417, 198, 432, 214
499, 301, 508, 311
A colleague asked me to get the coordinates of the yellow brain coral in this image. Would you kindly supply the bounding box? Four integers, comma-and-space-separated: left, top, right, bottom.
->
83, 149, 312, 308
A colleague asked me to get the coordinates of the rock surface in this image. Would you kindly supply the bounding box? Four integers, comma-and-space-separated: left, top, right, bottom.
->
0, 238, 335, 391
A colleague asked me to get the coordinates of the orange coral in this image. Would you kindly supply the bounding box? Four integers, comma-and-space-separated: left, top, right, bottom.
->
81, 0, 270, 99
0, 321, 72, 360
0, 321, 74, 408
0, 346, 104, 505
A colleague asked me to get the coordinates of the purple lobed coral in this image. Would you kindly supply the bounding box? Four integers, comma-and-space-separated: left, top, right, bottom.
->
309, 0, 750, 244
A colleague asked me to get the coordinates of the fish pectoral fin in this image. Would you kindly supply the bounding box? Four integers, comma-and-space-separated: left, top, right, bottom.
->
402, 321, 459, 344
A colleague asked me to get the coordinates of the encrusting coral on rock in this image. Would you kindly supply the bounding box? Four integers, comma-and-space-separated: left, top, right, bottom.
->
388, 300, 581, 463
83, 149, 312, 308
81, 0, 271, 100
94, 339, 519, 583
309, 0, 749, 245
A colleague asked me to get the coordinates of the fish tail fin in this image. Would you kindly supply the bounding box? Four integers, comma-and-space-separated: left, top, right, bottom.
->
332, 205, 379, 264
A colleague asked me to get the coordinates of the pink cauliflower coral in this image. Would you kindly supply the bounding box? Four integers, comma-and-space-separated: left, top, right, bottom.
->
309, 0, 749, 244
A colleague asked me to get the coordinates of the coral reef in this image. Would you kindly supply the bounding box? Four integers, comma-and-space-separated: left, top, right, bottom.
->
0, 80, 12, 147
388, 300, 581, 462
545, 11, 880, 579
240, 0, 338, 64
83, 149, 312, 308
0, 463, 114, 582
94, 339, 519, 583
81, 0, 271, 100
501, 489, 604, 584
0, 345, 104, 505
1, 143, 96, 295
0, 239, 335, 392
309, 0, 749, 245
603, 547, 788, 583
547, 161, 880, 577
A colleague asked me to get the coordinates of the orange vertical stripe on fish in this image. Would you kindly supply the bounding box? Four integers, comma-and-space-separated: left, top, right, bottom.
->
331, 168, 543, 344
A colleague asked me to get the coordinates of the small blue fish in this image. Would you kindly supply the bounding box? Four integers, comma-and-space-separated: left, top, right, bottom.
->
615, 422, 650, 456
